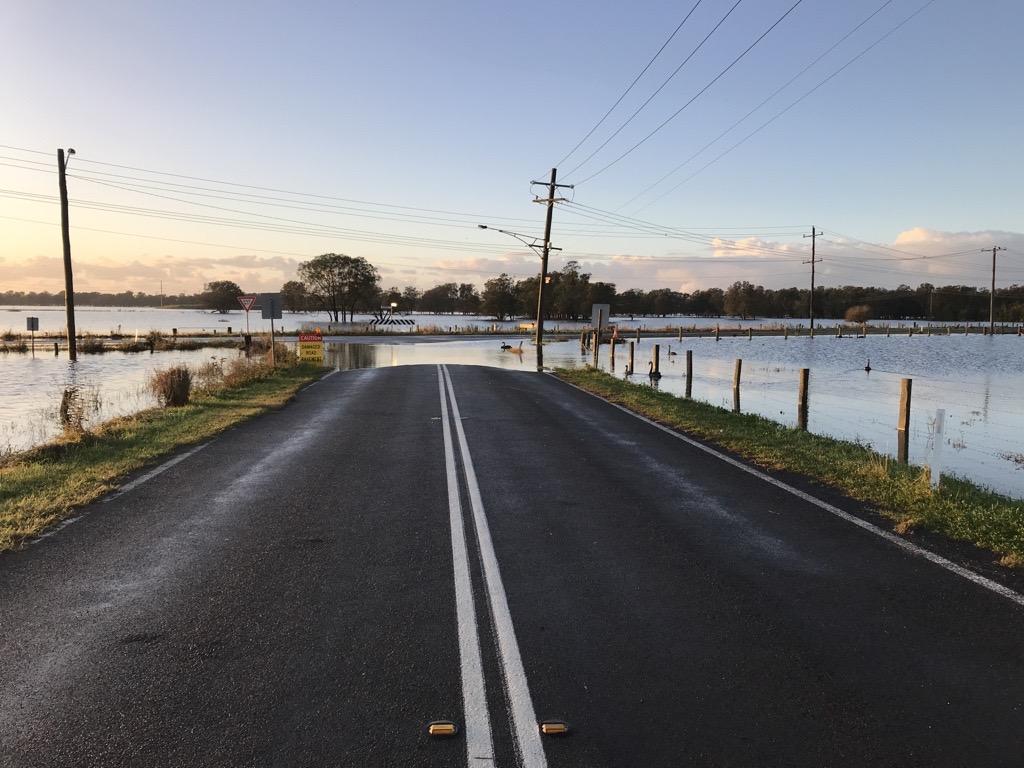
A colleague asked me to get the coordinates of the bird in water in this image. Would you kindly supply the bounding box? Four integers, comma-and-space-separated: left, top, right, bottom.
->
500, 342, 513, 350
667, 347, 677, 356
648, 361, 662, 380
864, 359, 872, 372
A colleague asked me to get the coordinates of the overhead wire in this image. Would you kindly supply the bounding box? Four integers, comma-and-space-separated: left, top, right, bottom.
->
553, 0, 705, 169
562, 0, 742, 178
634, 0, 938, 212
618, 0, 895, 211
571, 0, 805, 186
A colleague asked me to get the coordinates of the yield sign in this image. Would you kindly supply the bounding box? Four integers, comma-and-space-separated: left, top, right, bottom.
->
237, 294, 257, 311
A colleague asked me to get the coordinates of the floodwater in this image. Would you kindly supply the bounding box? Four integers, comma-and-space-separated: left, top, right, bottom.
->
2, 331, 1022, 499
0, 348, 242, 453
0, 305, 864, 336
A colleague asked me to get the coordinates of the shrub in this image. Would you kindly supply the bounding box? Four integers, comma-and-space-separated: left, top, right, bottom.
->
844, 304, 872, 323
116, 340, 148, 353
1, 329, 16, 342
149, 366, 192, 407
78, 337, 107, 354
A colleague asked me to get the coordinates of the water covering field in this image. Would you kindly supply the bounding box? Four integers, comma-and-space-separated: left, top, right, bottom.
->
2, 330, 1022, 499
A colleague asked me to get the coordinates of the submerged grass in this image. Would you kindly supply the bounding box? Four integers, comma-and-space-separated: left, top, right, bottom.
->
556, 367, 1024, 566
0, 363, 325, 551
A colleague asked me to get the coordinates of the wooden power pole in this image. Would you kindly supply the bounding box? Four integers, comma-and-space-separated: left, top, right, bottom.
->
58, 147, 78, 360
986, 246, 1006, 334
530, 168, 573, 371
803, 226, 822, 330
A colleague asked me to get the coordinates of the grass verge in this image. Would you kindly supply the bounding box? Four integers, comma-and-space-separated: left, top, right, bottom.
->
556, 367, 1024, 567
0, 363, 325, 551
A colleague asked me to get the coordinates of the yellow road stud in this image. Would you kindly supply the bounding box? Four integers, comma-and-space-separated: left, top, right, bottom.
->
427, 721, 458, 737
540, 721, 570, 736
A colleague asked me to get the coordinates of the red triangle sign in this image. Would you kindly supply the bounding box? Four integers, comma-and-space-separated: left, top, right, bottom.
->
238, 294, 257, 311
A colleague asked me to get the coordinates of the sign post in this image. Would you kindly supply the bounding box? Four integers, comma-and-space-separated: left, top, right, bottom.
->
26, 316, 39, 357
259, 293, 283, 366
237, 294, 256, 336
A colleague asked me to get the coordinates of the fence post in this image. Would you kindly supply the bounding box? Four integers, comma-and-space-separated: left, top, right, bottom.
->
627, 341, 635, 375
609, 335, 616, 366
635, 327, 641, 344
732, 358, 742, 413
797, 368, 810, 431
685, 350, 693, 398
784, 326, 789, 340
580, 330, 586, 353
715, 324, 720, 342
897, 378, 912, 464
748, 328, 753, 340
678, 326, 683, 342
652, 343, 660, 376
592, 330, 600, 367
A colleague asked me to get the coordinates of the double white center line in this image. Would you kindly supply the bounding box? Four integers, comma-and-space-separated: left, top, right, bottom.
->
438, 365, 548, 768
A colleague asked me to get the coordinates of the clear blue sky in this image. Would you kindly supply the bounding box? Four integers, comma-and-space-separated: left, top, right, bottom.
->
2, 0, 1022, 294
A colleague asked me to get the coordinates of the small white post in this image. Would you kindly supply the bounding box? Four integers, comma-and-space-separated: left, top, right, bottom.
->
928, 408, 946, 489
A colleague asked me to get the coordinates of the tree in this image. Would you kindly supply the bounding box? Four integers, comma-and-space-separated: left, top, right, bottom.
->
420, 283, 459, 313
457, 283, 481, 314
401, 285, 422, 311
280, 280, 309, 312
297, 253, 381, 322
481, 274, 518, 320
201, 280, 243, 313
382, 286, 403, 310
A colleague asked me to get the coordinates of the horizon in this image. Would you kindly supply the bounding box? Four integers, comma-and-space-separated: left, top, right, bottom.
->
2, 0, 1022, 295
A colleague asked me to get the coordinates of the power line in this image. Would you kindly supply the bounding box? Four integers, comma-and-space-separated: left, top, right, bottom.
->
553, 0, 704, 169
634, 0, 938, 211
562, 0, 741, 178
571, 0, 805, 186
618, 0, 895, 211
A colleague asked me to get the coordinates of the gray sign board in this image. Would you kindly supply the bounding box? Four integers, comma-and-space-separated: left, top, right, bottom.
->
258, 293, 283, 320
591, 304, 610, 329
26, 316, 39, 332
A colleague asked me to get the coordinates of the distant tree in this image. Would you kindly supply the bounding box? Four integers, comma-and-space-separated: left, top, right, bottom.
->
420, 283, 459, 313
298, 253, 381, 322
481, 274, 518, 320
587, 281, 617, 311
401, 285, 421, 311
382, 286, 403, 310
201, 280, 243, 313
457, 283, 481, 314
280, 280, 309, 312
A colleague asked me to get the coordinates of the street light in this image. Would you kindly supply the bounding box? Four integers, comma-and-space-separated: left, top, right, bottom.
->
478, 224, 561, 368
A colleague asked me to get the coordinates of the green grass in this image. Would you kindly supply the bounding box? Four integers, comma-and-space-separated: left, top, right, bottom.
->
556, 367, 1024, 567
0, 364, 325, 551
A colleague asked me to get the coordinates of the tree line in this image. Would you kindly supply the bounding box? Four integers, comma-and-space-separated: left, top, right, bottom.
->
6, 254, 1024, 322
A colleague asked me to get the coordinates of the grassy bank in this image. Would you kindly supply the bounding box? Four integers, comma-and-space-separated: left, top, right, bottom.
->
556, 368, 1024, 567
0, 363, 325, 551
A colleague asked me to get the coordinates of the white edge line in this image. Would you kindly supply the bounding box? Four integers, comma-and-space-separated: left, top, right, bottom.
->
444, 365, 548, 768
104, 442, 210, 502
549, 373, 1024, 609
437, 366, 495, 763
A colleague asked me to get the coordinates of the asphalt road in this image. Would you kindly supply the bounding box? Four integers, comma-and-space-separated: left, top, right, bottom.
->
2, 364, 1023, 767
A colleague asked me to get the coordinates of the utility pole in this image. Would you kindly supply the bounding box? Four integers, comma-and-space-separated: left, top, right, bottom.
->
530, 168, 573, 371
803, 226, 822, 330
58, 148, 77, 360
985, 246, 1006, 334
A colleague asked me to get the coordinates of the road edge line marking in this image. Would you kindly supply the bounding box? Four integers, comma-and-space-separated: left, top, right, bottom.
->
444, 365, 549, 768
104, 442, 211, 502
437, 366, 495, 763
550, 373, 1024, 610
